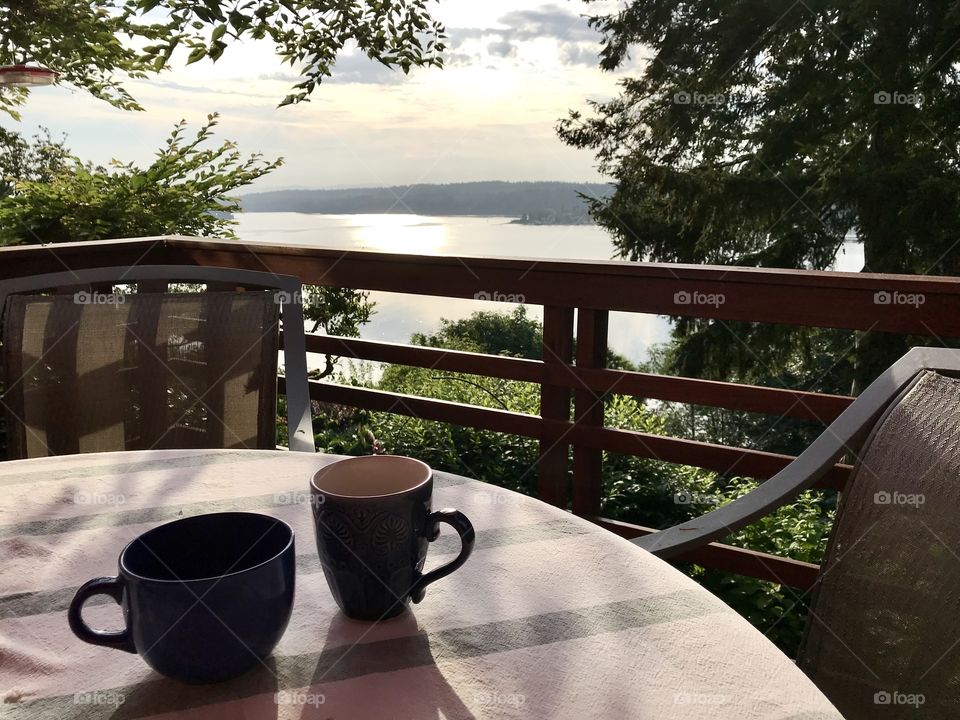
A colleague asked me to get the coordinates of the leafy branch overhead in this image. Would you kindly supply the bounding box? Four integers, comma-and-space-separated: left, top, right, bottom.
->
0, 0, 445, 116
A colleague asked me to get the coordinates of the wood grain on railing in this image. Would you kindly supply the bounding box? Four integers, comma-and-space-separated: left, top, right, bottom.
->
572, 309, 608, 516
536, 306, 574, 508
4, 237, 960, 333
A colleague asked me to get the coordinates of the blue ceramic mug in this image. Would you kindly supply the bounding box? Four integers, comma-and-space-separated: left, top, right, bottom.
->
68, 512, 295, 684
311, 455, 475, 621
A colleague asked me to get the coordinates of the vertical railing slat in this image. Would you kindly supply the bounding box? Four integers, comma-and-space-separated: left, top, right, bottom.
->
573, 309, 609, 517
538, 306, 574, 507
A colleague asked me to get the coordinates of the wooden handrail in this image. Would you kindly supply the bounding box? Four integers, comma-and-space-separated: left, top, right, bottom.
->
3, 236, 960, 332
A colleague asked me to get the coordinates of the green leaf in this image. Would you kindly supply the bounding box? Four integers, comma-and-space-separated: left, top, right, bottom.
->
186, 46, 207, 65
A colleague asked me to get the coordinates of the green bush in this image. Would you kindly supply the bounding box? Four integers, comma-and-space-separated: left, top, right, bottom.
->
689, 478, 834, 655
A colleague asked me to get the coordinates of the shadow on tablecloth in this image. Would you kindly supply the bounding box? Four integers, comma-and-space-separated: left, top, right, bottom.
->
298, 611, 477, 720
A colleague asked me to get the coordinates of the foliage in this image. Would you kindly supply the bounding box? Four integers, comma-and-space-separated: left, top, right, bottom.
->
599, 394, 717, 527
413, 305, 636, 370
304, 287, 376, 380
692, 478, 834, 654
642, 331, 856, 458
0, 0, 167, 116
559, 1, 960, 387
0, 126, 69, 197
0, 0, 444, 117
413, 306, 544, 360
0, 114, 279, 244
376, 363, 543, 494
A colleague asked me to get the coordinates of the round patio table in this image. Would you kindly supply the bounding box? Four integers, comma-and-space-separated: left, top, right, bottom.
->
0, 449, 842, 719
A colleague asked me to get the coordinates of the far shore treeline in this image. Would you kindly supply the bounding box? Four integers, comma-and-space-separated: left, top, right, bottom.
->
240, 181, 610, 222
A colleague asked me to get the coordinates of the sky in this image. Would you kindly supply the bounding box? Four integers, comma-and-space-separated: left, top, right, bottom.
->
8, 1, 636, 191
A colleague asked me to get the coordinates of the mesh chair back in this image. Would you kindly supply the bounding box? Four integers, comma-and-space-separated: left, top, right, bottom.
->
798, 370, 960, 719
3, 290, 280, 457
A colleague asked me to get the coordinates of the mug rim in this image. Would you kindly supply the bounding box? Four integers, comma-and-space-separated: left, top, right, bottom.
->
310, 454, 432, 500
118, 511, 294, 584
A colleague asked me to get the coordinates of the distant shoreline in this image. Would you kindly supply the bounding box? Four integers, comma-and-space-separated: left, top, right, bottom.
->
508, 218, 594, 226
240, 180, 609, 220
239, 209, 595, 225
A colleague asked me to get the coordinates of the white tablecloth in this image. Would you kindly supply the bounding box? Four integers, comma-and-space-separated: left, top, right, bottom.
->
0, 449, 842, 719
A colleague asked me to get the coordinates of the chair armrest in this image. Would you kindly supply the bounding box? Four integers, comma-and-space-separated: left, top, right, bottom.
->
635, 347, 960, 558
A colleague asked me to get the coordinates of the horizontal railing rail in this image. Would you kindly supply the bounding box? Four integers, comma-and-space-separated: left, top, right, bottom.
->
302, 333, 855, 422
3, 236, 960, 334
5, 235, 960, 591
279, 370, 854, 492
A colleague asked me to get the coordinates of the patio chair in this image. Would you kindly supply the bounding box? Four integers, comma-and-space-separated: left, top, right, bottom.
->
0, 265, 314, 457
636, 346, 960, 719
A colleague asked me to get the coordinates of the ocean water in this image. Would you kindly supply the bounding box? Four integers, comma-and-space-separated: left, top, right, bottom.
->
235, 212, 865, 365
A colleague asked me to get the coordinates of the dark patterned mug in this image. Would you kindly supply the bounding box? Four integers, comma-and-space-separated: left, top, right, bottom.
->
310, 455, 475, 620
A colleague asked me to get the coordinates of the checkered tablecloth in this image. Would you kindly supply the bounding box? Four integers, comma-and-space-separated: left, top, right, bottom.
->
0, 449, 842, 719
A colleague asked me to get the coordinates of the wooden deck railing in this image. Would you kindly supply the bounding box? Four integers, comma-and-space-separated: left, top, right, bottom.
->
4, 235, 960, 590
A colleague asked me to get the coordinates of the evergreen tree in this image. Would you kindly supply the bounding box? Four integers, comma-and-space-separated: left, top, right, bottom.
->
560, 2, 960, 388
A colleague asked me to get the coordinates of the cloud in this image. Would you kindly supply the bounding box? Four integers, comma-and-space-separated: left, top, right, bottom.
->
326, 54, 406, 85
259, 54, 404, 86
560, 42, 598, 67
151, 79, 277, 100
447, 3, 600, 67
498, 5, 597, 42
444, 51, 480, 68
487, 40, 517, 58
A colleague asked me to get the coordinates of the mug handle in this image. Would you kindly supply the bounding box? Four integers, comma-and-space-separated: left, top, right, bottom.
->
410, 509, 475, 603
68, 577, 136, 653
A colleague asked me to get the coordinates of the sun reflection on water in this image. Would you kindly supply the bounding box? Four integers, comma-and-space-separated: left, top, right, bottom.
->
350, 214, 447, 254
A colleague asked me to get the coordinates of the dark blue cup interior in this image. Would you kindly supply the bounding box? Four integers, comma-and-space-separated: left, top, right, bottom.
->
122, 512, 292, 581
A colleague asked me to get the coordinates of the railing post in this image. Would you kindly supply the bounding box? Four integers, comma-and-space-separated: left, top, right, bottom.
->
573, 308, 609, 517
538, 306, 574, 508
